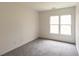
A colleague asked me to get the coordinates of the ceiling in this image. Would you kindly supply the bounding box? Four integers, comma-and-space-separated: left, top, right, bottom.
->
19, 2, 77, 11
0, 2, 78, 11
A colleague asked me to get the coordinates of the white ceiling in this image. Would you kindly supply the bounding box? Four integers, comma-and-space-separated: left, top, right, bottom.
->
0, 2, 77, 11
19, 2, 77, 11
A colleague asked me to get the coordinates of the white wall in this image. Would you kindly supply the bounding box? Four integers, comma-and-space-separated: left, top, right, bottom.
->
39, 7, 75, 43
0, 3, 39, 55
76, 4, 79, 55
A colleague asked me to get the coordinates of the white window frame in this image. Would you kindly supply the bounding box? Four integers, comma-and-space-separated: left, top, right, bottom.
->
50, 16, 59, 34
50, 15, 71, 35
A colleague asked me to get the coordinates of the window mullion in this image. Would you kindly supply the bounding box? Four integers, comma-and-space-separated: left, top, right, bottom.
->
59, 16, 61, 34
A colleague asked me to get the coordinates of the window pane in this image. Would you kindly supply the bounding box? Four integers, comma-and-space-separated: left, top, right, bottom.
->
60, 15, 71, 24
50, 25, 59, 34
60, 25, 71, 35
50, 16, 59, 24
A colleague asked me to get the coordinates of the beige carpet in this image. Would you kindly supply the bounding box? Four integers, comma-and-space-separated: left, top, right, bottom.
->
3, 39, 78, 56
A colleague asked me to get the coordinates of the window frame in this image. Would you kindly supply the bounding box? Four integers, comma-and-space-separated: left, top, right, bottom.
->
49, 16, 59, 34
49, 14, 72, 35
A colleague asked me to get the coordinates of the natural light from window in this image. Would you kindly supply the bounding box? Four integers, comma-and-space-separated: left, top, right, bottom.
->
50, 16, 59, 34
50, 15, 71, 35
60, 15, 71, 35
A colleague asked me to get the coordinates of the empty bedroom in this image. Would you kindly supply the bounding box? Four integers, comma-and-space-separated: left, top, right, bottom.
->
0, 2, 79, 56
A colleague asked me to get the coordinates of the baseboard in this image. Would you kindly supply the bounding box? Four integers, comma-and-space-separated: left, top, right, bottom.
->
39, 37, 75, 45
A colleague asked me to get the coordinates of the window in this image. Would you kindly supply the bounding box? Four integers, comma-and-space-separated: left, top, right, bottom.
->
50, 15, 71, 35
60, 15, 71, 35
50, 16, 59, 34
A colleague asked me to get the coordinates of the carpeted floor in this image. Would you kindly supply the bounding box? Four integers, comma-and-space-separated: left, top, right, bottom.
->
3, 39, 78, 56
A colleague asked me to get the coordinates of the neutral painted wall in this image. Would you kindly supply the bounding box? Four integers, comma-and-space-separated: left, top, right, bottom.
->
39, 7, 75, 43
0, 3, 39, 55
76, 4, 79, 55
